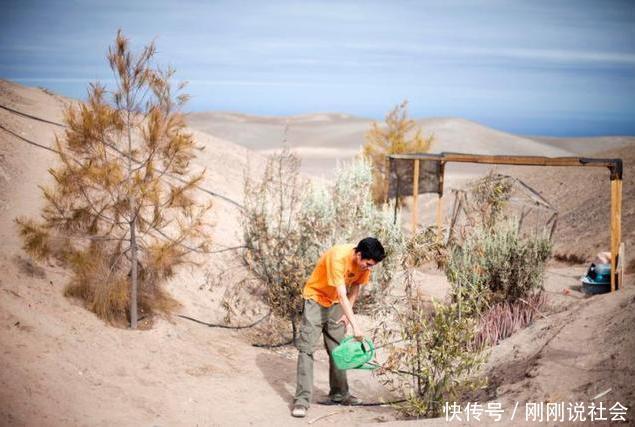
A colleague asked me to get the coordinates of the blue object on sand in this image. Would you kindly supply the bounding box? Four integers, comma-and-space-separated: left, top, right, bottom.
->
581, 263, 612, 294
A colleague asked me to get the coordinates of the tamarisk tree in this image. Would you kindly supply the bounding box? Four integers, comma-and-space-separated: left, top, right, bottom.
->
363, 100, 433, 203
17, 31, 212, 328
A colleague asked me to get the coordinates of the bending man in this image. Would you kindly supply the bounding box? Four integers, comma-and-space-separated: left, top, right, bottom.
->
291, 237, 386, 418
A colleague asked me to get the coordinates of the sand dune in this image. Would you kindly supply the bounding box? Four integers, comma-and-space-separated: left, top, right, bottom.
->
186, 111, 612, 177
1, 80, 634, 425
533, 135, 635, 156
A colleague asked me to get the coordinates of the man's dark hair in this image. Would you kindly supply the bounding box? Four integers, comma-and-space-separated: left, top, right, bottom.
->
354, 237, 386, 262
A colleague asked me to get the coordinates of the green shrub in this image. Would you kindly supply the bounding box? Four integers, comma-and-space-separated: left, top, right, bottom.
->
446, 220, 551, 315
375, 296, 486, 418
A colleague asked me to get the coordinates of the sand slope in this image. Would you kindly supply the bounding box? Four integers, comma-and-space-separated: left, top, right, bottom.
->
186, 112, 581, 177
1, 80, 634, 425
0, 80, 394, 426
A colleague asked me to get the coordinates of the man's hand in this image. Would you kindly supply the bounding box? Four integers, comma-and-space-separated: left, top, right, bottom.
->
338, 314, 350, 327
335, 284, 364, 341
338, 315, 363, 341
352, 325, 364, 341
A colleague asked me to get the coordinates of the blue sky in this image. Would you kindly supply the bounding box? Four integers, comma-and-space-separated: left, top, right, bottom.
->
1, 0, 634, 136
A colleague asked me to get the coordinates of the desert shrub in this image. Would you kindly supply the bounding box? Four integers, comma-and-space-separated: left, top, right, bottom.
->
446, 220, 552, 315
300, 158, 405, 295
242, 147, 312, 339
16, 31, 211, 327
374, 294, 486, 418
370, 230, 485, 419
445, 173, 552, 347
242, 151, 404, 340
445, 220, 551, 347
363, 100, 433, 203
449, 173, 557, 246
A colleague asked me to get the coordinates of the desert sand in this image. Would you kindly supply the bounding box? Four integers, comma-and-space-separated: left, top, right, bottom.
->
1, 79, 634, 426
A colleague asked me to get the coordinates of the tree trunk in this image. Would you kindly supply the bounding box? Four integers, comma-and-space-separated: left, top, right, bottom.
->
130, 213, 138, 329
127, 108, 138, 329
416, 335, 422, 396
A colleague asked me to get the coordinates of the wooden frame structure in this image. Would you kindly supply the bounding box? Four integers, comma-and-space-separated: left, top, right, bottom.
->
387, 152, 624, 292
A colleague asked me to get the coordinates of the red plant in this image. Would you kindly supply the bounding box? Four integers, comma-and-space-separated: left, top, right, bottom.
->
475, 292, 546, 347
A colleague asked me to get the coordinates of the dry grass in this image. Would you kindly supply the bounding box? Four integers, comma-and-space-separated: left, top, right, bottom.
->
63, 245, 180, 326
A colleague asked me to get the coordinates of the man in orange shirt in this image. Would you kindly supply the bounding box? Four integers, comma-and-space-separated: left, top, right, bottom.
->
291, 237, 386, 418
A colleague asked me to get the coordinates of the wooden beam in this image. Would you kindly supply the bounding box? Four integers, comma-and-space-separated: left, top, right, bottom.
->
442, 153, 611, 168
610, 179, 622, 292
388, 153, 620, 173
412, 159, 420, 233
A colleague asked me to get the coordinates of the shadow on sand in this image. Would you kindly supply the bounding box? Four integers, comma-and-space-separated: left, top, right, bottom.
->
255, 351, 327, 409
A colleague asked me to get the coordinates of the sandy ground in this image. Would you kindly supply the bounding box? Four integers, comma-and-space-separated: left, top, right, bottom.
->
1, 80, 634, 426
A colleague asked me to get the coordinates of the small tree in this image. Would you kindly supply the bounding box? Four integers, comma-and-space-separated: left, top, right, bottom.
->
374, 294, 485, 418
372, 231, 484, 418
16, 31, 212, 327
363, 100, 433, 203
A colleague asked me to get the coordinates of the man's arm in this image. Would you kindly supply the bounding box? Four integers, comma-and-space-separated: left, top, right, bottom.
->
338, 284, 361, 327
347, 284, 361, 307
336, 284, 364, 340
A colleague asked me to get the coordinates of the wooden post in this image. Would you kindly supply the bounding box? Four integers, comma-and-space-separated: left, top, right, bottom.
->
435, 196, 443, 241
412, 159, 420, 234
384, 157, 391, 204
610, 178, 622, 292
435, 161, 445, 240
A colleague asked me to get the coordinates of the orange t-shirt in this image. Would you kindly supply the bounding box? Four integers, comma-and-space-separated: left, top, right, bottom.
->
303, 244, 370, 307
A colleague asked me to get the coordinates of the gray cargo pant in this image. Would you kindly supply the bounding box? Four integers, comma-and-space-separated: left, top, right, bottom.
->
293, 299, 348, 408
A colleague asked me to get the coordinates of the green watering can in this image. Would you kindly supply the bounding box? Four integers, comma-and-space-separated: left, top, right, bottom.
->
332, 336, 377, 370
